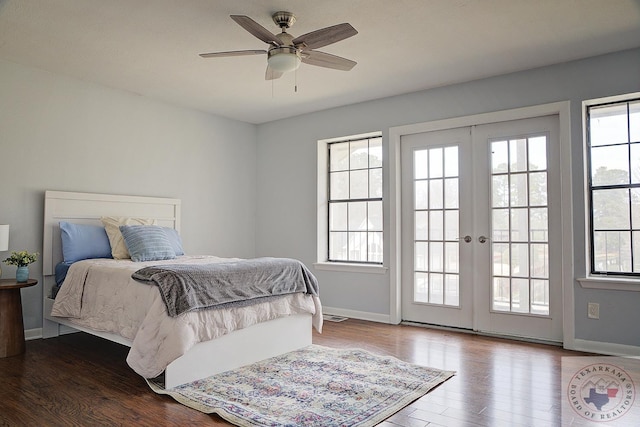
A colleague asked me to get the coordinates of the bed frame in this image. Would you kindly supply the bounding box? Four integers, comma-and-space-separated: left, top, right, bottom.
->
42, 190, 312, 388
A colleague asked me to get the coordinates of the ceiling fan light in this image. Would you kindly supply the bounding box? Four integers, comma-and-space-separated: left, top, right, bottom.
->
267, 47, 301, 73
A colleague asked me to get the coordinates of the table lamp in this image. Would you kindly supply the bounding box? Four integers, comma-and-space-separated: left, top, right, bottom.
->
0, 224, 9, 278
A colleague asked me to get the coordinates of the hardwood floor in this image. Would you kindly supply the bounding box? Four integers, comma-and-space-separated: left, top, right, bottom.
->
0, 319, 624, 426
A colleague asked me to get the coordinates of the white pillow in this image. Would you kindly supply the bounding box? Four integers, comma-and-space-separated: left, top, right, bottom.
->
101, 216, 157, 259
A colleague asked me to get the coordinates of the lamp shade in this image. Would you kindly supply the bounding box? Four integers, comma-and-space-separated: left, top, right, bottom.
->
267, 47, 301, 73
0, 224, 8, 251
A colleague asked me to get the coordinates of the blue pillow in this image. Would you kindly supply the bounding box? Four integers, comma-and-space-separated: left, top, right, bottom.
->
55, 261, 73, 285
163, 227, 185, 256
119, 225, 176, 262
59, 221, 113, 263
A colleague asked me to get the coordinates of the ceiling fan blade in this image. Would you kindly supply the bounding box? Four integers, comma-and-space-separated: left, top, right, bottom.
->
292, 23, 357, 50
265, 66, 284, 80
301, 50, 356, 71
199, 50, 267, 58
230, 15, 283, 46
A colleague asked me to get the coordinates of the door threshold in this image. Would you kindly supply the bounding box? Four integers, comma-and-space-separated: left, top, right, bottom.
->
401, 321, 563, 347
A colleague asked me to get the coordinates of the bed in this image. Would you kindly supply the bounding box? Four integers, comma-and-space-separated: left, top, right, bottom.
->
42, 190, 322, 388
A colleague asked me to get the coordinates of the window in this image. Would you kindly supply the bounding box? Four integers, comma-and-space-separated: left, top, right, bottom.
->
325, 134, 383, 264
586, 96, 640, 276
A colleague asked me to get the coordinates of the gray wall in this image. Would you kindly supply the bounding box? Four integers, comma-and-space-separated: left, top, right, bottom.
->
0, 59, 258, 330
3, 47, 639, 348
255, 48, 640, 347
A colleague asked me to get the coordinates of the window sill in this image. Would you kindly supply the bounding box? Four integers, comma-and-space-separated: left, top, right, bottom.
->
577, 276, 640, 292
313, 262, 388, 274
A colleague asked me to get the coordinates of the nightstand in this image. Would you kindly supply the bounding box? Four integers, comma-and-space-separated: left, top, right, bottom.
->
0, 278, 37, 357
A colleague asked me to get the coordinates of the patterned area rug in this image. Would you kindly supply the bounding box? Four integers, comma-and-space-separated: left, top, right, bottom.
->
147, 345, 455, 427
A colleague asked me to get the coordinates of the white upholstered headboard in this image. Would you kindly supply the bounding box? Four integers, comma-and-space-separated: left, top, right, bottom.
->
43, 190, 181, 276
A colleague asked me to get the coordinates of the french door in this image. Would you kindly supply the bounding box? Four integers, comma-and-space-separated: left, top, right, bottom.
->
401, 115, 562, 342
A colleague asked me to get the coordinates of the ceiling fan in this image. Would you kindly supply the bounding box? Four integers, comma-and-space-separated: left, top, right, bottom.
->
199, 12, 358, 80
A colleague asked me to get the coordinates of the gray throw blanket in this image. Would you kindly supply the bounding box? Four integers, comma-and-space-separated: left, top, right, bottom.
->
132, 257, 319, 317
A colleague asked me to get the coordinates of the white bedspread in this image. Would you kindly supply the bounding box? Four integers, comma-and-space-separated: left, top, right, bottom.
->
51, 256, 323, 378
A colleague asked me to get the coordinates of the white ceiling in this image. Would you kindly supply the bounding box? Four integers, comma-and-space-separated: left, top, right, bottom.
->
1, 0, 639, 124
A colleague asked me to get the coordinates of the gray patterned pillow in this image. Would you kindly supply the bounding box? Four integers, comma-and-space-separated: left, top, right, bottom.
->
119, 225, 176, 262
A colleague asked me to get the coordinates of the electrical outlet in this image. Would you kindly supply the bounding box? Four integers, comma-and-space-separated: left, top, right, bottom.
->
588, 302, 600, 319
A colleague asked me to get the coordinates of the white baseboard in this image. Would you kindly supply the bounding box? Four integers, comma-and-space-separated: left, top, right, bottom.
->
25, 328, 42, 341
322, 307, 391, 324
572, 338, 640, 357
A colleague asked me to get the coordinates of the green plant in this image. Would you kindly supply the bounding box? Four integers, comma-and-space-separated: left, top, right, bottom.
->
3, 250, 38, 267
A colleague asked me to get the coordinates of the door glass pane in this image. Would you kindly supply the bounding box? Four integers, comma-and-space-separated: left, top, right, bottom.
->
444, 242, 459, 273
493, 243, 510, 276
530, 208, 548, 242
415, 150, 429, 179
528, 136, 547, 171
415, 242, 428, 271
444, 178, 459, 208
429, 210, 443, 240
510, 208, 528, 242
529, 172, 547, 206
531, 279, 549, 315
511, 243, 529, 277
491, 140, 508, 173
429, 242, 443, 271
530, 243, 549, 278
510, 138, 528, 172
414, 272, 428, 303
444, 146, 459, 177
492, 277, 510, 311
413, 145, 460, 307
429, 148, 443, 178
415, 181, 428, 210
444, 275, 459, 306
491, 134, 550, 316
415, 211, 428, 240
429, 273, 444, 304
511, 278, 530, 313
429, 179, 443, 209
444, 210, 458, 241
492, 175, 509, 207
493, 209, 509, 242
510, 174, 528, 207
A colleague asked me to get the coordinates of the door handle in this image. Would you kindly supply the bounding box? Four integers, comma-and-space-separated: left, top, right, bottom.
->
462, 235, 472, 243
478, 235, 488, 244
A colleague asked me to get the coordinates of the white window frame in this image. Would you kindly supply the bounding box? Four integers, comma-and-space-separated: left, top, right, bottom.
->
315, 131, 387, 274
579, 92, 640, 291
